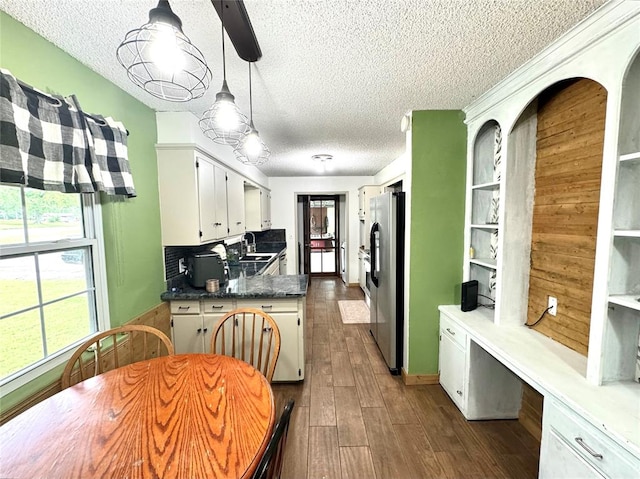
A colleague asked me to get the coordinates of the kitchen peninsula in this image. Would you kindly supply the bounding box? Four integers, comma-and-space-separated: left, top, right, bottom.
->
161, 251, 308, 382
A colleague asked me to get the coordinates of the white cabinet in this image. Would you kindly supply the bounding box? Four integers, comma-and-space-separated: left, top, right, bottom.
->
261, 188, 272, 230
358, 251, 365, 292
226, 170, 246, 236
245, 185, 271, 231
157, 146, 242, 245
238, 299, 304, 382
358, 185, 380, 221
212, 163, 229, 239
438, 317, 466, 411
169, 296, 305, 381
541, 399, 640, 479
438, 311, 522, 420
170, 300, 233, 354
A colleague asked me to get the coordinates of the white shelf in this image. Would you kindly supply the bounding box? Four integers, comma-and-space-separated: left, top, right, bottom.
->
620, 151, 640, 162
608, 295, 640, 312
471, 181, 500, 191
470, 258, 497, 269
470, 224, 499, 230
613, 230, 640, 237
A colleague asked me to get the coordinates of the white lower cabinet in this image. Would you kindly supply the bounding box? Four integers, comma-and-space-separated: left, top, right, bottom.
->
439, 311, 522, 420
540, 399, 640, 478
170, 300, 232, 354
439, 318, 466, 410
169, 297, 305, 381
237, 299, 304, 381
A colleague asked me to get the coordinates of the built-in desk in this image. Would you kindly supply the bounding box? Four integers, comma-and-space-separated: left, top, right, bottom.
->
438, 305, 640, 478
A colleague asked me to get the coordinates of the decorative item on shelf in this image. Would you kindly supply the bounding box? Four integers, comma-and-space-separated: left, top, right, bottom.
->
234, 61, 270, 165
469, 246, 475, 259
199, 0, 250, 147
116, 0, 211, 102
488, 124, 502, 299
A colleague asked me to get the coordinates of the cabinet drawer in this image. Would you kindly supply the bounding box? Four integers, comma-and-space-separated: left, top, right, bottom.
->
240, 299, 299, 313
545, 400, 639, 478
170, 301, 201, 315
202, 300, 235, 314
440, 313, 466, 348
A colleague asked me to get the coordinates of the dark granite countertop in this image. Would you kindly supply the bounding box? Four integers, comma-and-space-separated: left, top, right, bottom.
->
161, 245, 307, 300
161, 274, 308, 300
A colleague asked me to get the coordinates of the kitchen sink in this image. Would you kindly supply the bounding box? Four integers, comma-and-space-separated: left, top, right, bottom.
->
238, 252, 277, 262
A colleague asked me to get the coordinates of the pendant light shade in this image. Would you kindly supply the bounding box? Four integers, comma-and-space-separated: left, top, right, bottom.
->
199, 1, 249, 146
116, 0, 211, 102
235, 122, 270, 165
235, 62, 270, 165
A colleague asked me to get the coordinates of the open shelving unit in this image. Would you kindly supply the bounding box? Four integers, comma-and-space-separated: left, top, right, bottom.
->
464, 121, 501, 317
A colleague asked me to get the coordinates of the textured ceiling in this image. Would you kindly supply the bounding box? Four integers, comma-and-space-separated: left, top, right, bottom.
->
0, 0, 608, 176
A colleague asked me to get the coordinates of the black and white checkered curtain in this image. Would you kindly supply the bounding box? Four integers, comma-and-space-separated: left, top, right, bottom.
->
0, 69, 136, 197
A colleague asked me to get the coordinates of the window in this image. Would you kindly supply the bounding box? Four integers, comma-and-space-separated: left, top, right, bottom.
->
0, 184, 108, 393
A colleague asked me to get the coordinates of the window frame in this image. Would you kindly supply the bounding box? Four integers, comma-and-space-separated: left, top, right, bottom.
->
0, 187, 110, 395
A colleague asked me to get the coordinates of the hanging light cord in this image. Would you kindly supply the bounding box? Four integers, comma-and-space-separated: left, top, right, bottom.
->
221, 0, 226, 79
248, 61, 253, 123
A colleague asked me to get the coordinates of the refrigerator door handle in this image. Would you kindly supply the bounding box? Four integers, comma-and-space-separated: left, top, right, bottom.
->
370, 222, 380, 287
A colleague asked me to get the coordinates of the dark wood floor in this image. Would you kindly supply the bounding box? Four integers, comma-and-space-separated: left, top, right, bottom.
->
271, 277, 540, 479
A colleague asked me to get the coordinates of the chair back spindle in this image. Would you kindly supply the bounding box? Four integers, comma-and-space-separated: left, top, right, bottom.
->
210, 308, 281, 382
61, 325, 174, 389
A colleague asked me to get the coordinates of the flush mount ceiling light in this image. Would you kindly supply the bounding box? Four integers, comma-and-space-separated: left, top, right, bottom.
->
199, 0, 249, 146
116, 0, 211, 102
235, 61, 270, 166
311, 154, 333, 162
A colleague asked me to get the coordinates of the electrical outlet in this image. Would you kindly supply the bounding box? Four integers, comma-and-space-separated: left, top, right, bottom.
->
548, 296, 557, 316
178, 257, 186, 273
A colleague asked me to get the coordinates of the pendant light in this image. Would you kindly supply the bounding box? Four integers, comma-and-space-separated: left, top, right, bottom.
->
199, 1, 250, 147
116, 0, 211, 102
235, 61, 270, 165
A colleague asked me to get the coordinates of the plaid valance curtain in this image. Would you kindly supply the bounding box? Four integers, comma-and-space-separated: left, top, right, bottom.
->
0, 69, 136, 197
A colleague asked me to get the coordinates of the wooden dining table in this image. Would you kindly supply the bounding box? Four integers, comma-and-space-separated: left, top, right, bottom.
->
0, 354, 275, 479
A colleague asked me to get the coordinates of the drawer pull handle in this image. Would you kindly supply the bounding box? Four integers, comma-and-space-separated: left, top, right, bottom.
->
446, 328, 455, 335
261, 305, 273, 309
456, 390, 462, 396
203, 328, 208, 333
178, 306, 190, 311
574, 437, 603, 460
210, 305, 223, 309
263, 327, 272, 333
197, 328, 202, 333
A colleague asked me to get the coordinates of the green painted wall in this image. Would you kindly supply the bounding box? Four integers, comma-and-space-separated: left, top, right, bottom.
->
0, 12, 164, 410
407, 110, 466, 374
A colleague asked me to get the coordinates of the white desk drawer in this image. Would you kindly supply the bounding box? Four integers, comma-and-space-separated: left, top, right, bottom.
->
202, 300, 235, 314
440, 313, 467, 348
170, 301, 201, 315
240, 299, 299, 313
545, 400, 639, 478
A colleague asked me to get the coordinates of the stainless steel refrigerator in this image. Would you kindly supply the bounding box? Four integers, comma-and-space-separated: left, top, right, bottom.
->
368, 191, 405, 374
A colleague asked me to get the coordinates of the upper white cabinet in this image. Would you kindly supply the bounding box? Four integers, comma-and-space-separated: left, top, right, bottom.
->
358, 185, 380, 221
226, 170, 246, 236
245, 185, 272, 231
358, 185, 381, 249
157, 146, 244, 245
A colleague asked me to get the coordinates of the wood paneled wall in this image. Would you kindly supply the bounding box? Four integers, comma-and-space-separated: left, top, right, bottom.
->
527, 79, 607, 355
0, 302, 171, 425
518, 384, 544, 442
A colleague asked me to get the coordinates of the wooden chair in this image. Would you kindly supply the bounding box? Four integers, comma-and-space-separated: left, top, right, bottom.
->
210, 308, 281, 382
252, 399, 295, 479
61, 324, 174, 389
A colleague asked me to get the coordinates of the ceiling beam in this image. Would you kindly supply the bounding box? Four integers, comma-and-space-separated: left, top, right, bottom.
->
212, 0, 262, 62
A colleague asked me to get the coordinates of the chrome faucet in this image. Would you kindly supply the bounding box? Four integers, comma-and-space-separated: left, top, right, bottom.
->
242, 232, 256, 253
